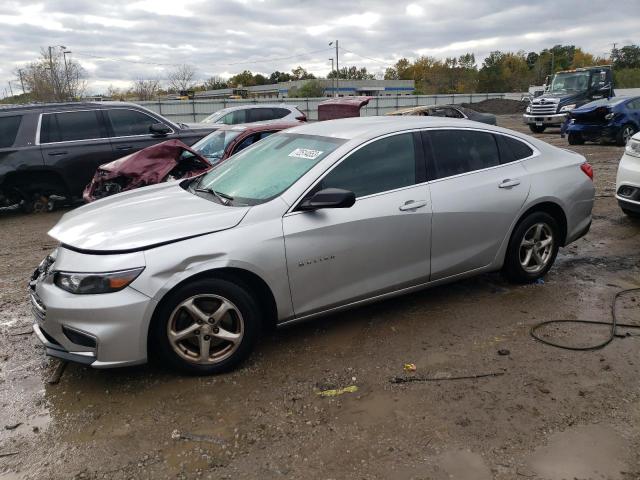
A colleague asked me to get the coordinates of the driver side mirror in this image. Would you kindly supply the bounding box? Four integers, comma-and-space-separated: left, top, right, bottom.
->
298, 188, 356, 211
150, 123, 171, 136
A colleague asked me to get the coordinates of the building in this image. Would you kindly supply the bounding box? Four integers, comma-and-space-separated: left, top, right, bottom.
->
194, 79, 415, 99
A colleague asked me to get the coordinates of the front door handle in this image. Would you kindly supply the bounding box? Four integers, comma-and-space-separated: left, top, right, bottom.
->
47, 151, 67, 156
116, 145, 132, 151
499, 179, 521, 189
399, 200, 428, 211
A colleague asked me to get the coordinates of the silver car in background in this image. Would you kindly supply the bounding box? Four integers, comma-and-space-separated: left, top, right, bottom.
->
30, 117, 595, 374
200, 104, 306, 125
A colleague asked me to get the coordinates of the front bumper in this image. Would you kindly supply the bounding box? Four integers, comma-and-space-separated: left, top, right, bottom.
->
29, 247, 155, 368
566, 122, 618, 141
615, 152, 640, 212
523, 113, 567, 126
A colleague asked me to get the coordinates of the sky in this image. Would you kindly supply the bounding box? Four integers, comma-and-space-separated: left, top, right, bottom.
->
0, 0, 638, 96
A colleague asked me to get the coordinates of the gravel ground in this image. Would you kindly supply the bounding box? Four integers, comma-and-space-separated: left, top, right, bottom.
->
1, 115, 639, 480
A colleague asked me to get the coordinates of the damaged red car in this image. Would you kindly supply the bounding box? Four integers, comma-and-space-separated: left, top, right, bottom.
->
83, 122, 299, 202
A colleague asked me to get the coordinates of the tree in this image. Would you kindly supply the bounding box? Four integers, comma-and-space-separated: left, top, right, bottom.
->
254, 73, 268, 85
328, 66, 375, 80
19, 48, 86, 102
269, 71, 292, 83
290, 66, 315, 80
203, 76, 228, 90
167, 64, 196, 93
612, 45, 640, 69
478, 51, 530, 92
132, 79, 160, 100
289, 79, 324, 97
228, 70, 256, 87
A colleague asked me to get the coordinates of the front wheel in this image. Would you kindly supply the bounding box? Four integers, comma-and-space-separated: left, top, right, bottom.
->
616, 124, 636, 146
150, 278, 261, 374
529, 124, 546, 134
503, 212, 560, 283
568, 132, 584, 145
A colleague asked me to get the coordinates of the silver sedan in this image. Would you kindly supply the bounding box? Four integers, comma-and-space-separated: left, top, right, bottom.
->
30, 116, 595, 374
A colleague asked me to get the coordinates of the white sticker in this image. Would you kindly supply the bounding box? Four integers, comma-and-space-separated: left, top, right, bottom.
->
288, 148, 324, 160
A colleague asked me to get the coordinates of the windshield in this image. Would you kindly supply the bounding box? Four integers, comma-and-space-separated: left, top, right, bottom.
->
185, 129, 242, 163
192, 133, 345, 205
549, 71, 590, 93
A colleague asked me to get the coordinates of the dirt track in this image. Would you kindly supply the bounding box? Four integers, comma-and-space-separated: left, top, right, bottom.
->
1, 115, 639, 480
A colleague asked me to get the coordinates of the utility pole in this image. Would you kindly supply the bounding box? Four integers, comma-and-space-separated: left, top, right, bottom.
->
7, 81, 13, 97
328, 58, 334, 97
17, 69, 25, 93
336, 40, 339, 96
63, 50, 72, 99
48, 46, 56, 99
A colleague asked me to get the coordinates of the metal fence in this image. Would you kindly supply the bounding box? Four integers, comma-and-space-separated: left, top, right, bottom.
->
136, 93, 509, 123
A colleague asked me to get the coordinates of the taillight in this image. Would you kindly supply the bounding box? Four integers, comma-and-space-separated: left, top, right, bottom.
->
580, 162, 593, 180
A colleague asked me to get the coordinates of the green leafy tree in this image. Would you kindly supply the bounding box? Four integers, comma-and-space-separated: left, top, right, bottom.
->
328, 66, 375, 80
289, 79, 324, 97
290, 66, 315, 80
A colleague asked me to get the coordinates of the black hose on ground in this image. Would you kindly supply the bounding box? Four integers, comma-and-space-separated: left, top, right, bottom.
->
530, 287, 640, 351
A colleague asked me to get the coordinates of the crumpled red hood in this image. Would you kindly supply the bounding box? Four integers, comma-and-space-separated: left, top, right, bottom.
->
83, 139, 211, 202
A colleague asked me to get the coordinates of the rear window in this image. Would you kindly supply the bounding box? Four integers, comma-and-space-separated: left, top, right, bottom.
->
496, 134, 534, 163
40, 111, 104, 143
0, 115, 22, 148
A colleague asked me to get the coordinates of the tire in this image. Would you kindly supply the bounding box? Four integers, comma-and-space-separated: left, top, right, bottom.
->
503, 212, 560, 284
616, 124, 636, 146
529, 124, 546, 134
567, 132, 584, 145
621, 207, 640, 218
150, 278, 261, 375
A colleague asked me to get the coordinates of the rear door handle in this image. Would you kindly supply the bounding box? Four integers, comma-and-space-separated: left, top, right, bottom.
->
399, 200, 428, 211
47, 151, 67, 156
499, 179, 521, 189
115, 145, 132, 151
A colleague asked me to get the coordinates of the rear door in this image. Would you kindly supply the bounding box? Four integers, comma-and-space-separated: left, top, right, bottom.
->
106, 108, 176, 157
425, 128, 532, 280
283, 131, 431, 316
38, 109, 112, 195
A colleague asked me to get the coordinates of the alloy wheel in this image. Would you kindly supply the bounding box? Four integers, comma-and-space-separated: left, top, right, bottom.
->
622, 126, 634, 145
167, 294, 244, 365
519, 223, 554, 274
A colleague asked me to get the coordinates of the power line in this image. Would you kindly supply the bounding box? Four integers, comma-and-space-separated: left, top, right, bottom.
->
338, 46, 395, 69
73, 47, 334, 69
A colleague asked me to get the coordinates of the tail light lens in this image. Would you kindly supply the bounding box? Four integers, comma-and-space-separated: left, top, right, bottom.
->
580, 162, 594, 180
295, 115, 307, 122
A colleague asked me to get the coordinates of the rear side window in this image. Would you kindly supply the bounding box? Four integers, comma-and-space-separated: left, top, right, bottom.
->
0, 115, 22, 148
429, 129, 499, 179
248, 108, 275, 122
40, 111, 104, 143
108, 109, 160, 136
320, 133, 417, 198
273, 108, 290, 119
496, 134, 534, 163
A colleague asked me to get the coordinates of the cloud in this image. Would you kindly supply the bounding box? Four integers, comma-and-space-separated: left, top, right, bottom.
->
0, 0, 638, 96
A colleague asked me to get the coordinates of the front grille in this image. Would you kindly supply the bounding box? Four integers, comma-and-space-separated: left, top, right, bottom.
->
530, 103, 558, 115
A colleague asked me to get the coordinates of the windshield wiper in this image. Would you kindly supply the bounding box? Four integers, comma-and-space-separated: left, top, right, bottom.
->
194, 187, 234, 205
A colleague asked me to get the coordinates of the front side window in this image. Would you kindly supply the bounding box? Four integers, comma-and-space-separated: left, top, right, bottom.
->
108, 109, 159, 136
0, 115, 22, 148
319, 133, 417, 198
429, 129, 499, 179
40, 111, 104, 143
193, 133, 345, 205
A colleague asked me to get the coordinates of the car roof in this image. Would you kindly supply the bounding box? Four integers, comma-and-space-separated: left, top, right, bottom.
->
0, 101, 142, 113
285, 116, 507, 141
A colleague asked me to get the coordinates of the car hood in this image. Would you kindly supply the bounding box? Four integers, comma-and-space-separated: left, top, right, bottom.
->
49, 182, 250, 252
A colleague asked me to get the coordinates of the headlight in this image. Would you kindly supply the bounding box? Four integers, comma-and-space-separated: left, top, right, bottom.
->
559, 104, 576, 113
525, 106, 531, 113
604, 113, 615, 120
625, 138, 640, 157
54, 267, 144, 294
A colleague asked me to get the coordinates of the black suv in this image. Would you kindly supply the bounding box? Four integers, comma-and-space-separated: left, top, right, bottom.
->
0, 102, 216, 211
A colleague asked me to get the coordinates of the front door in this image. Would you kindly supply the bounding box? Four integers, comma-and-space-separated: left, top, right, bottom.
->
106, 108, 176, 159
283, 131, 431, 317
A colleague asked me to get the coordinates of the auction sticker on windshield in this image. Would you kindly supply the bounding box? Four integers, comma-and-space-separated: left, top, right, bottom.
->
288, 148, 324, 160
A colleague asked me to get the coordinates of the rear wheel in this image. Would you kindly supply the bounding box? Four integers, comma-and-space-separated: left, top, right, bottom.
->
568, 132, 584, 145
616, 124, 636, 146
150, 278, 261, 374
503, 212, 560, 283
529, 124, 546, 134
